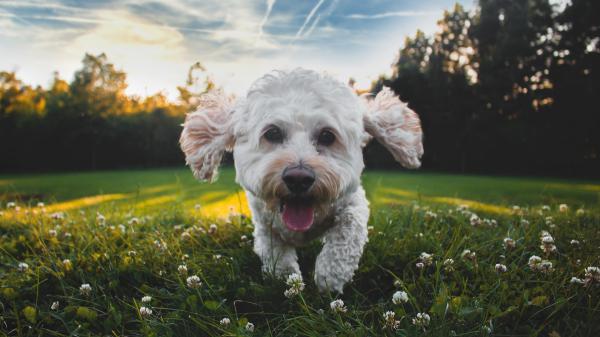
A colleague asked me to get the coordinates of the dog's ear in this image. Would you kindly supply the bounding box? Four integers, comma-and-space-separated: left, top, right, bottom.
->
180, 90, 236, 182
363, 87, 423, 169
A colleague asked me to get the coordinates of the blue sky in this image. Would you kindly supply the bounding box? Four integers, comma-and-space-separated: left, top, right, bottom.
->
0, 0, 473, 98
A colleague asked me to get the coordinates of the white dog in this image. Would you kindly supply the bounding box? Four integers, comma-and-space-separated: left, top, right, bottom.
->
180, 68, 423, 293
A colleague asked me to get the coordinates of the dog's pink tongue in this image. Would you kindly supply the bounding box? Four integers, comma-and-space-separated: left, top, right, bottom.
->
282, 202, 314, 232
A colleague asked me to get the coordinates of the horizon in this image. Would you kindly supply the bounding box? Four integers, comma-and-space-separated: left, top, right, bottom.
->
0, 0, 473, 99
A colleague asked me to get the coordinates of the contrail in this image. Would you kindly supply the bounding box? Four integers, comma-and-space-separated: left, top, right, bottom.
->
257, 0, 277, 39
295, 0, 325, 38
303, 14, 321, 38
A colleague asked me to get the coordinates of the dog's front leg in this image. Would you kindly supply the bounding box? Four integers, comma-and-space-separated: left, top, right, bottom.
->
314, 189, 369, 293
253, 225, 300, 277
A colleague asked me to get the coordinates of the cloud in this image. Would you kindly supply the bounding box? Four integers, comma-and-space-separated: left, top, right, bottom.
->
345, 11, 438, 20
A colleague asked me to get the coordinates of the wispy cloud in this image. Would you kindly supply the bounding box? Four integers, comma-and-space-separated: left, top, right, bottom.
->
0, 0, 468, 97
346, 11, 438, 19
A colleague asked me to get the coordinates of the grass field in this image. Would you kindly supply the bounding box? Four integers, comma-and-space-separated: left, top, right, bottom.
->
0, 167, 599, 336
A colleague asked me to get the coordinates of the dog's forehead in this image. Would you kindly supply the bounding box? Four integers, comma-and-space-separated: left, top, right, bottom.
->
257, 94, 342, 125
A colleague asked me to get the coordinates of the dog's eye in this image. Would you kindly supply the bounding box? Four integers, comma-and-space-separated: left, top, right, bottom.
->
317, 129, 336, 146
263, 126, 284, 143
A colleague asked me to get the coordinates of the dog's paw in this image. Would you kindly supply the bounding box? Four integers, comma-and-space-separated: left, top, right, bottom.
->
262, 261, 300, 279
314, 265, 347, 294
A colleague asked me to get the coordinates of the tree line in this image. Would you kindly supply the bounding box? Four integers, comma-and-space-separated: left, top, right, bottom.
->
366, 0, 599, 177
1, 0, 598, 177
0, 55, 209, 171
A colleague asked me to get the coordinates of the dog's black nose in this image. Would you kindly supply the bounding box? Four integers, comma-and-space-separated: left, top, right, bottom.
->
282, 166, 315, 194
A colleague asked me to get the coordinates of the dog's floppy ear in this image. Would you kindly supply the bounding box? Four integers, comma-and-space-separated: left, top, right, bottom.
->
363, 87, 423, 169
180, 90, 236, 182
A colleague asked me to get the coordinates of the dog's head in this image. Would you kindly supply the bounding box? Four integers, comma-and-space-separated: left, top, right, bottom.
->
180, 68, 423, 232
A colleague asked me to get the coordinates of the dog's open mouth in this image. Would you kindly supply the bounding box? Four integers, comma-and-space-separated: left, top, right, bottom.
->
280, 197, 314, 232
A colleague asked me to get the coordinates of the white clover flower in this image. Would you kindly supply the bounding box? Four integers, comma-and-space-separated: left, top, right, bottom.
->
443, 258, 455, 272
412, 312, 431, 329
194, 203, 202, 211
181, 231, 192, 240
538, 260, 554, 274
495, 264, 507, 273
424, 211, 438, 220
7, 202, 16, 209
141, 296, 152, 303
128, 217, 140, 225
330, 299, 347, 313
415, 262, 425, 269
96, 213, 106, 225
240, 235, 248, 242
482, 218, 495, 227
570, 277, 585, 285
51, 301, 60, 310
64, 232, 72, 238
284, 288, 300, 298
285, 273, 305, 291
570, 239, 580, 246
220, 317, 230, 326
541, 235, 554, 244
139, 306, 152, 318
245, 322, 255, 332
208, 224, 218, 235
79, 283, 92, 296
419, 252, 433, 266
154, 239, 167, 251
559, 204, 568, 212
128, 250, 137, 257
470, 214, 481, 226
62, 259, 72, 270
503, 237, 516, 249
182, 254, 189, 261
545, 216, 553, 225
528, 255, 542, 270
17, 262, 29, 272
51, 212, 64, 220
178, 264, 188, 275
541, 205, 551, 211
383, 311, 400, 330
118, 224, 126, 233
576, 208, 585, 216
392, 290, 409, 304
186, 275, 202, 288
461, 249, 477, 261
37, 202, 45, 208
585, 266, 600, 285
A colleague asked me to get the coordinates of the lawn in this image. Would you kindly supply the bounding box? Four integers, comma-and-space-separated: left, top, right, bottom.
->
0, 168, 599, 336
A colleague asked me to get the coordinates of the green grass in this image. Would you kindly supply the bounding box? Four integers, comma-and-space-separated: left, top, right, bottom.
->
0, 167, 599, 336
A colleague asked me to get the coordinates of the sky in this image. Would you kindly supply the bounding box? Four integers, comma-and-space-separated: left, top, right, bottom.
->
0, 0, 473, 99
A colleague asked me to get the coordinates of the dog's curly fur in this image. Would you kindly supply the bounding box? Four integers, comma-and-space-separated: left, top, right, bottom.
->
180, 68, 423, 293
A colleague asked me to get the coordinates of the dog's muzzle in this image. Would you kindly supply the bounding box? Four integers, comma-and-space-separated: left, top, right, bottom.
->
282, 165, 315, 194
280, 164, 316, 232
